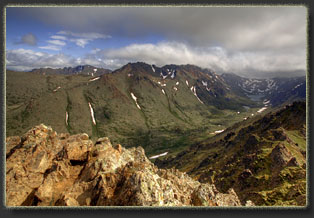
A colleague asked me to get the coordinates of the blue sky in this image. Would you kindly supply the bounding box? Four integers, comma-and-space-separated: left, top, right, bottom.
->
6, 6, 307, 78
6, 8, 163, 57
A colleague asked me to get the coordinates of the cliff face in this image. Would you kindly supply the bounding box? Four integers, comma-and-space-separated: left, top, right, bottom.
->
6, 124, 249, 207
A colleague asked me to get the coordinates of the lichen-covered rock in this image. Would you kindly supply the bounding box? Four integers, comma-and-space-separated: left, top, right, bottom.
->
6, 124, 247, 207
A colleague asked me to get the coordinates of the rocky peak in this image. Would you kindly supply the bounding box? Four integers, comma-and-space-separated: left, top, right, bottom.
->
6, 124, 251, 207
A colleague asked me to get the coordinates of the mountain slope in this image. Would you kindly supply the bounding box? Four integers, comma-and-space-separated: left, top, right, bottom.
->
155, 101, 306, 206
6, 63, 260, 156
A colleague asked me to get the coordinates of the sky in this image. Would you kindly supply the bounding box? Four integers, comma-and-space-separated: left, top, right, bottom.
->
6, 6, 307, 78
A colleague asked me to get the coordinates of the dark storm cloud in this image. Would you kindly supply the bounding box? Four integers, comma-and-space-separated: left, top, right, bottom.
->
6, 6, 307, 77
10, 7, 306, 49
16, 33, 37, 46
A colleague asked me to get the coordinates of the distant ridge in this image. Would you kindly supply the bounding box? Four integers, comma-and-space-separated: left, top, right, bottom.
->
30, 65, 112, 76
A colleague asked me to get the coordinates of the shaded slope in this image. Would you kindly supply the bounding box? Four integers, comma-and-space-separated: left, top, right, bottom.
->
156, 101, 306, 206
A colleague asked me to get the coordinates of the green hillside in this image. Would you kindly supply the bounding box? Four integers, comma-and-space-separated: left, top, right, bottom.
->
6, 63, 260, 156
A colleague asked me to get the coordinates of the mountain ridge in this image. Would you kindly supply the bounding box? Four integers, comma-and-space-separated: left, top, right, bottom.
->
155, 101, 306, 206
30, 64, 112, 76
6, 62, 306, 158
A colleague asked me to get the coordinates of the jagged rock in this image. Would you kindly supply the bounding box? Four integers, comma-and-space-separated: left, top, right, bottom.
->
6, 124, 247, 207
6, 136, 21, 156
270, 143, 295, 169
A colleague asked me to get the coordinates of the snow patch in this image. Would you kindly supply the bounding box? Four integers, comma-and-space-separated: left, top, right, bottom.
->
89, 77, 100, 82
88, 102, 96, 125
151, 65, 155, 72
160, 72, 168, 79
257, 107, 267, 113
263, 99, 270, 105
176, 81, 179, 86
215, 129, 224, 134
161, 83, 167, 87
293, 83, 303, 90
53, 86, 61, 92
186, 80, 189, 86
173, 87, 178, 91
131, 92, 141, 110
162, 89, 165, 95
65, 111, 68, 126
210, 129, 225, 134
191, 86, 204, 104
202, 80, 208, 86
149, 152, 168, 159
171, 72, 175, 79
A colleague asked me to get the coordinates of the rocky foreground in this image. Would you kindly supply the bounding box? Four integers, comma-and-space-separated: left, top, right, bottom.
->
5, 124, 253, 207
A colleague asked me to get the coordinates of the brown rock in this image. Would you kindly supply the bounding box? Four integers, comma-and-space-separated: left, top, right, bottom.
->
65, 134, 93, 162
6, 124, 246, 207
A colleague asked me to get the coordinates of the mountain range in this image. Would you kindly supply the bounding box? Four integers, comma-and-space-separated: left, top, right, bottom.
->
6, 62, 306, 156
5, 62, 307, 206
31, 65, 112, 76
221, 73, 306, 106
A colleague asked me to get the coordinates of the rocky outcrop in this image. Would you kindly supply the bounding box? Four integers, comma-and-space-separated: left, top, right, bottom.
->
6, 124, 246, 207
270, 143, 298, 169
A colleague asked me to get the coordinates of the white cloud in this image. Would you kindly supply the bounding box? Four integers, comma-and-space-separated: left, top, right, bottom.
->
7, 41, 306, 78
91, 48, 101, 54
38, 45, 62, 51
57, 31, 111, 40
96, 41, 306, 76
57, 30, 111, 48
6, 48, 75, 71
46, 40, 66, 46
69, 38, 89, 48
50, 35, 67, 40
